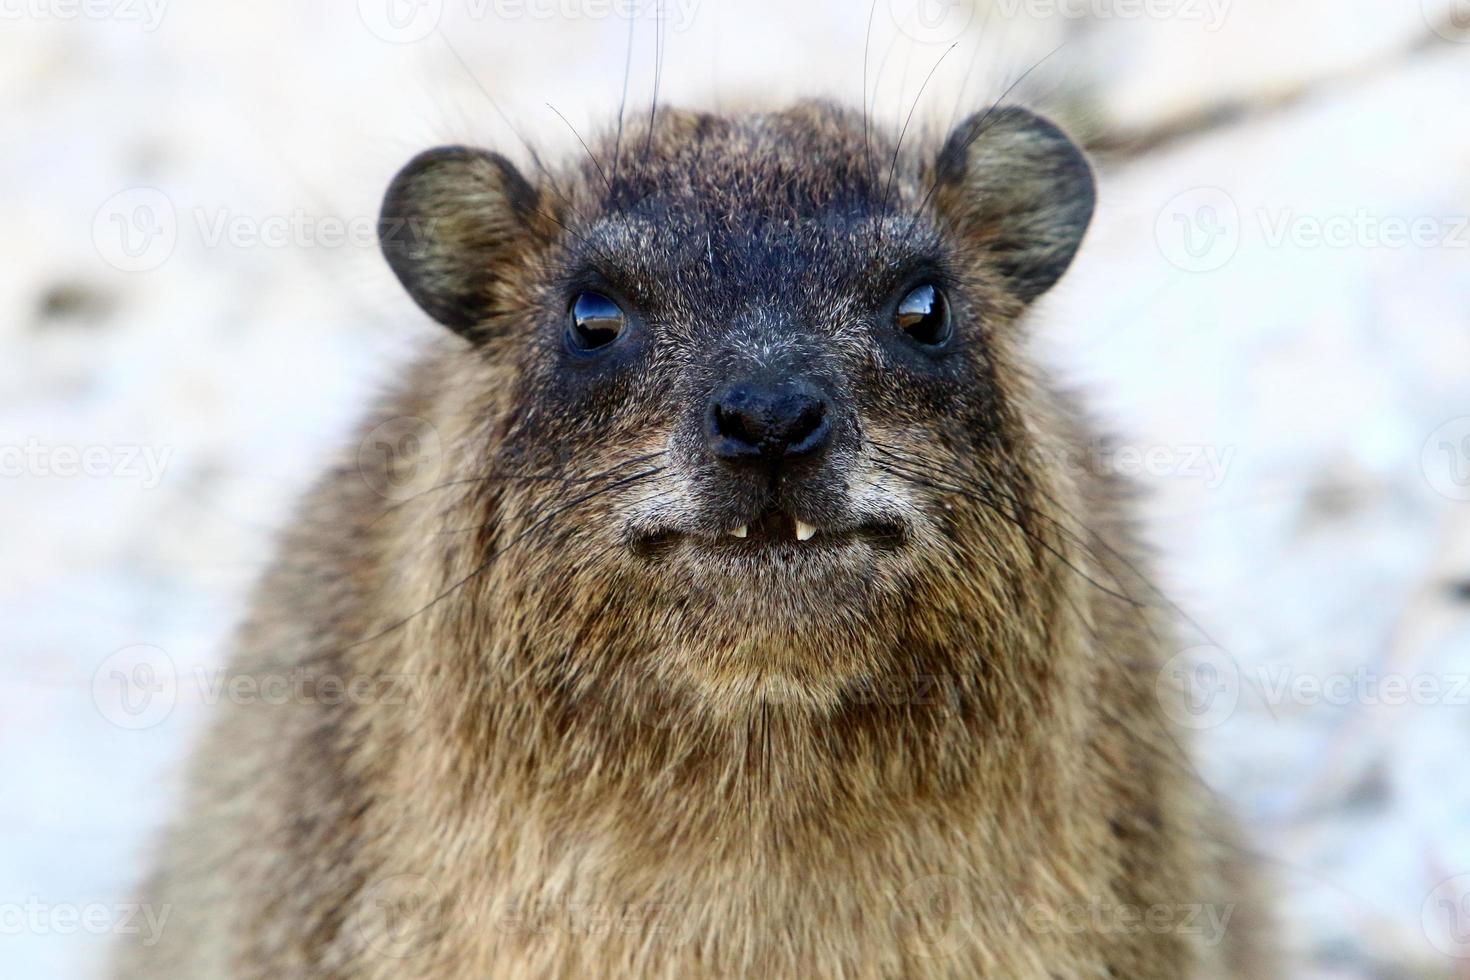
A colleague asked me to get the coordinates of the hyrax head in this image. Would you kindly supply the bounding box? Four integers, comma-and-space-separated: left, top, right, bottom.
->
378, 101, 1094, 654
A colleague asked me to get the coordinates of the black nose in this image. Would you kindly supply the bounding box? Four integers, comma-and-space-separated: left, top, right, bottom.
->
707, 379, 832, 465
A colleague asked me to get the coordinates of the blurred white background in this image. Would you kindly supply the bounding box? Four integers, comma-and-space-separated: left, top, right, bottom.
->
3, 0, 1469, 976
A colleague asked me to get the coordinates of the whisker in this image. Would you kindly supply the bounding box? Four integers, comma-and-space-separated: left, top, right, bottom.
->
371, 449, 669, 523
898, 43, 1064, 250
643, 0, 666, 157
870, 449, 1144, 608
610, 7, 637, 191
870, 440, 1276, 720
547, 102, 611, 193
879, 42, 958, 259
861, 0, 880, 194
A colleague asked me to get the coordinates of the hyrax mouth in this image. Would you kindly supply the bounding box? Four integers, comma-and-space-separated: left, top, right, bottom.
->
726, 510, 818, 543
629, 511, 908, 562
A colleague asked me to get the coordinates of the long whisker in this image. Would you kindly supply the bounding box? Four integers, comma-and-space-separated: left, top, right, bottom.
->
437, 459, 666, 536
861, 0, 880, 194
371, 449, 669, 527
610, 7, 637, 191
643, 0, 666, 157
871, 440, 1276, 720
899, 43, 1064, 250
316, 467, 665, 658
877, 42, 958, 259
547, 102, 611, 193
871, 449, 1144, 608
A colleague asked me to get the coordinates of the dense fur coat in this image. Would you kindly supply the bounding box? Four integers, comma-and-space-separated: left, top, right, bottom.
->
118, 102, 1274, 977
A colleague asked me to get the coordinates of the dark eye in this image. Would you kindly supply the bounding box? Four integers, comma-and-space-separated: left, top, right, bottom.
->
567, 291, 627, 352
895, 284, 951, 347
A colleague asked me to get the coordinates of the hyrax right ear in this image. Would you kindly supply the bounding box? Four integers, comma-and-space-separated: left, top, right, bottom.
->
378, 146, 539, 340
934, 107, 1096, 305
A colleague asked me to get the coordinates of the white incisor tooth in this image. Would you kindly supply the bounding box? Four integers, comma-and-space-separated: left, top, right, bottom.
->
729, 526, 748, 539
794, 520, 817, 542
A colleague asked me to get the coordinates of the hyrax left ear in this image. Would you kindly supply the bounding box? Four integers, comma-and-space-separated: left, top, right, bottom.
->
934, 107, 1096, 304
378, 146, 539, 340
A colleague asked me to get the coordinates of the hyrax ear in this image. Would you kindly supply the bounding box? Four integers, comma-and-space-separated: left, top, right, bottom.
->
934, 107, 1095, 304
378, 146, 539, 339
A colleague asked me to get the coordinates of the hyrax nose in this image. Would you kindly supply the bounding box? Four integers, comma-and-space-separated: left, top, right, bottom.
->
706, 378, 832, 466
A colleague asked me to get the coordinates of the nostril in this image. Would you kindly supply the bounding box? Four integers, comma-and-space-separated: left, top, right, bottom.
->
713, 401, 761, 450
781, 397, 828, 457
707, 382, 833, 463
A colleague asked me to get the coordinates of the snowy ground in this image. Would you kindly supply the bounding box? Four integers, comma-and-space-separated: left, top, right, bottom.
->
3, 1, 1468, 976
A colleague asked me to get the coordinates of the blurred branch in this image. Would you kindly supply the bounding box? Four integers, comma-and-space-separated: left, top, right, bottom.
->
1087, 21, 1460, 160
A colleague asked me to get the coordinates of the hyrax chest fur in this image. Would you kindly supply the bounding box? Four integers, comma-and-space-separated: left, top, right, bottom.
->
118, 101, 1273, 978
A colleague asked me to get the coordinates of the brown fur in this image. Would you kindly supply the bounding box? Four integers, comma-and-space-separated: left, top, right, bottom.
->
117, 101, 1275, 978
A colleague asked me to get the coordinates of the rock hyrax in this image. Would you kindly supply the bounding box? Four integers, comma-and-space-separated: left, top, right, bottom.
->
119, 100, 1274, 978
